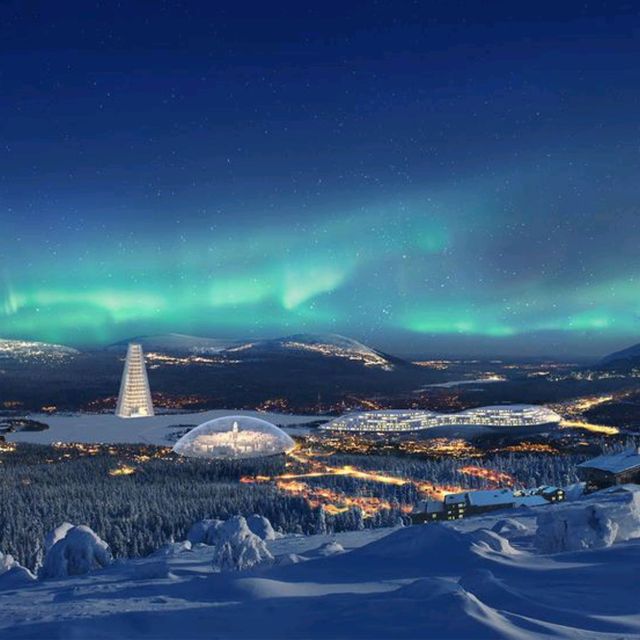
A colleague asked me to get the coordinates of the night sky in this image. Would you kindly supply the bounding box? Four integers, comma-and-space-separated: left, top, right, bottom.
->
2, 2, 640, 357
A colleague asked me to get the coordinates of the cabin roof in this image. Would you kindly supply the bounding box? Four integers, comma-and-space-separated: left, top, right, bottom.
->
466, 489, 514, 507
577, 449, 640, 475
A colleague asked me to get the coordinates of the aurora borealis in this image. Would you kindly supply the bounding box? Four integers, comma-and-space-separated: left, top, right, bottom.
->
3, 2, 640, 356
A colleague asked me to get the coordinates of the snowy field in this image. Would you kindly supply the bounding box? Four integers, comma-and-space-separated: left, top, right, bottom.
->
1, 487, 640, 639
5, 410, 327, 446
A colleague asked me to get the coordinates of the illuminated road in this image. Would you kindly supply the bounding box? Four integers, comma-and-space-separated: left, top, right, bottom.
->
241, 444, 515, 516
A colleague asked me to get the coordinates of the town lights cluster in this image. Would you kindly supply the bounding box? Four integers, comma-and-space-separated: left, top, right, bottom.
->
458, 465, 516, 486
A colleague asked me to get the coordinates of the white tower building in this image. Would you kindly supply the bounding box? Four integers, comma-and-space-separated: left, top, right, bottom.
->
116, 343, 154, 418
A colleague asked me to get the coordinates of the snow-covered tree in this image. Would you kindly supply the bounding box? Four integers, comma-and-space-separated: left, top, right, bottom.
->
40, 525, 113, 580
211, 516, 273, 572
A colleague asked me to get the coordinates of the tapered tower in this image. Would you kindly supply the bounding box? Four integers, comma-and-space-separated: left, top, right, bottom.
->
116, 343, 154, 418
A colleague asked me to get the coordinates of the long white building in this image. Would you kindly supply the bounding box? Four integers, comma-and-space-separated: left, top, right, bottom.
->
320, 404, 561, 433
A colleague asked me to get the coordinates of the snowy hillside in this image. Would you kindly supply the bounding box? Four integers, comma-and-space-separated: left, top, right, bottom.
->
106, 332, 399, 369
225, 333, 397, 370
1, 487, 640, 638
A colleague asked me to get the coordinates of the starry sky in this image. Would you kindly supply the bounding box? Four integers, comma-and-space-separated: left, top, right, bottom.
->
2, 1, 640, 357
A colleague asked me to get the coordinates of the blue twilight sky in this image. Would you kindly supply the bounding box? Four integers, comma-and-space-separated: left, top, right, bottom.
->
2, 1, 640, 357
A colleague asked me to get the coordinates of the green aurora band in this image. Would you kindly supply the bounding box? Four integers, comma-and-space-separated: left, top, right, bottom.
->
3, 185, 640, 353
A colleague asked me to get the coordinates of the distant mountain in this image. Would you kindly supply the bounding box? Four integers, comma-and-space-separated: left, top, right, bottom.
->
221, 333, 399, 370
0, 332, 437, 412
107, 333, 238, 354
0, 338, 79, 364
110, 332, 402, 371
599, 342, 640, 368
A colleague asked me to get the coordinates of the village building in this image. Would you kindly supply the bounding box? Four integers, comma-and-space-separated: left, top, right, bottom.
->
411, 485, 564, 524
577, 449, 640, 492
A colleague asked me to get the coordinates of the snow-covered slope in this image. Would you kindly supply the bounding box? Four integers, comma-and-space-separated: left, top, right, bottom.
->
2, 489, 640, 639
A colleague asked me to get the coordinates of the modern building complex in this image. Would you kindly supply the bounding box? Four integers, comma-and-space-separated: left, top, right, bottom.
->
115, 343, 155, 418
172, 415, 295, 460
321, 404, 562, 433
577, 449, 640, 492
411, 485, 565, 524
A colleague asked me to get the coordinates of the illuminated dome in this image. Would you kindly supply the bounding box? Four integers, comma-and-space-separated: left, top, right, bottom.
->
172, 415, 295, 459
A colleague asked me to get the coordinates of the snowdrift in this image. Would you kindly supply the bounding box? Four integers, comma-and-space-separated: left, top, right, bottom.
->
286, 524, 485, 582
5, 493, 640, 639
0, 552, 35, 589
535, 489, 640, 553
187, 519, 224, 545
247, 514, 281, 541
212, 516, 273, 572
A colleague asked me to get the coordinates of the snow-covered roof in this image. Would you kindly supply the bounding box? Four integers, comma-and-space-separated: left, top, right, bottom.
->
577, 449, 640, 474
444, 493, 467, 505
412, 500, 444, 514
466, 489, 515, 507
513, 495, 547, 507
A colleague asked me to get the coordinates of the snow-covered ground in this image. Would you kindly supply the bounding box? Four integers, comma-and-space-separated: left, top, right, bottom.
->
5, 410, 328, 446
2, 487, 640, 639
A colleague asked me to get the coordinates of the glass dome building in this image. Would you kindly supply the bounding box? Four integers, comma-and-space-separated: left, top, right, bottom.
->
172, 415, 295, 460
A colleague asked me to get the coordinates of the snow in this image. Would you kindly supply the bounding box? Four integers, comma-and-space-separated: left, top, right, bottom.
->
0, 551, 18, 574
247, 514, 281, 540
563, 482, 587, 501
44, 522, 74, 552
491, 518, 529, 536
150, 541, 192, 558
6, 409, 328, 445
40, 525, 113, 580
467, 529, 520, 555
130, 560, 178, 581
513, 495, 547, 507
467, 488, 514, 507
211, 516, 273, 572
444, 489, 548, 510
315, 541, 345, 556
0, 566, 36, 589
535, 489, 640, 553
0, 552, 35, 589
2, 491, 640, 638
273, 553, 308, 566
186, 519, 223, 545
